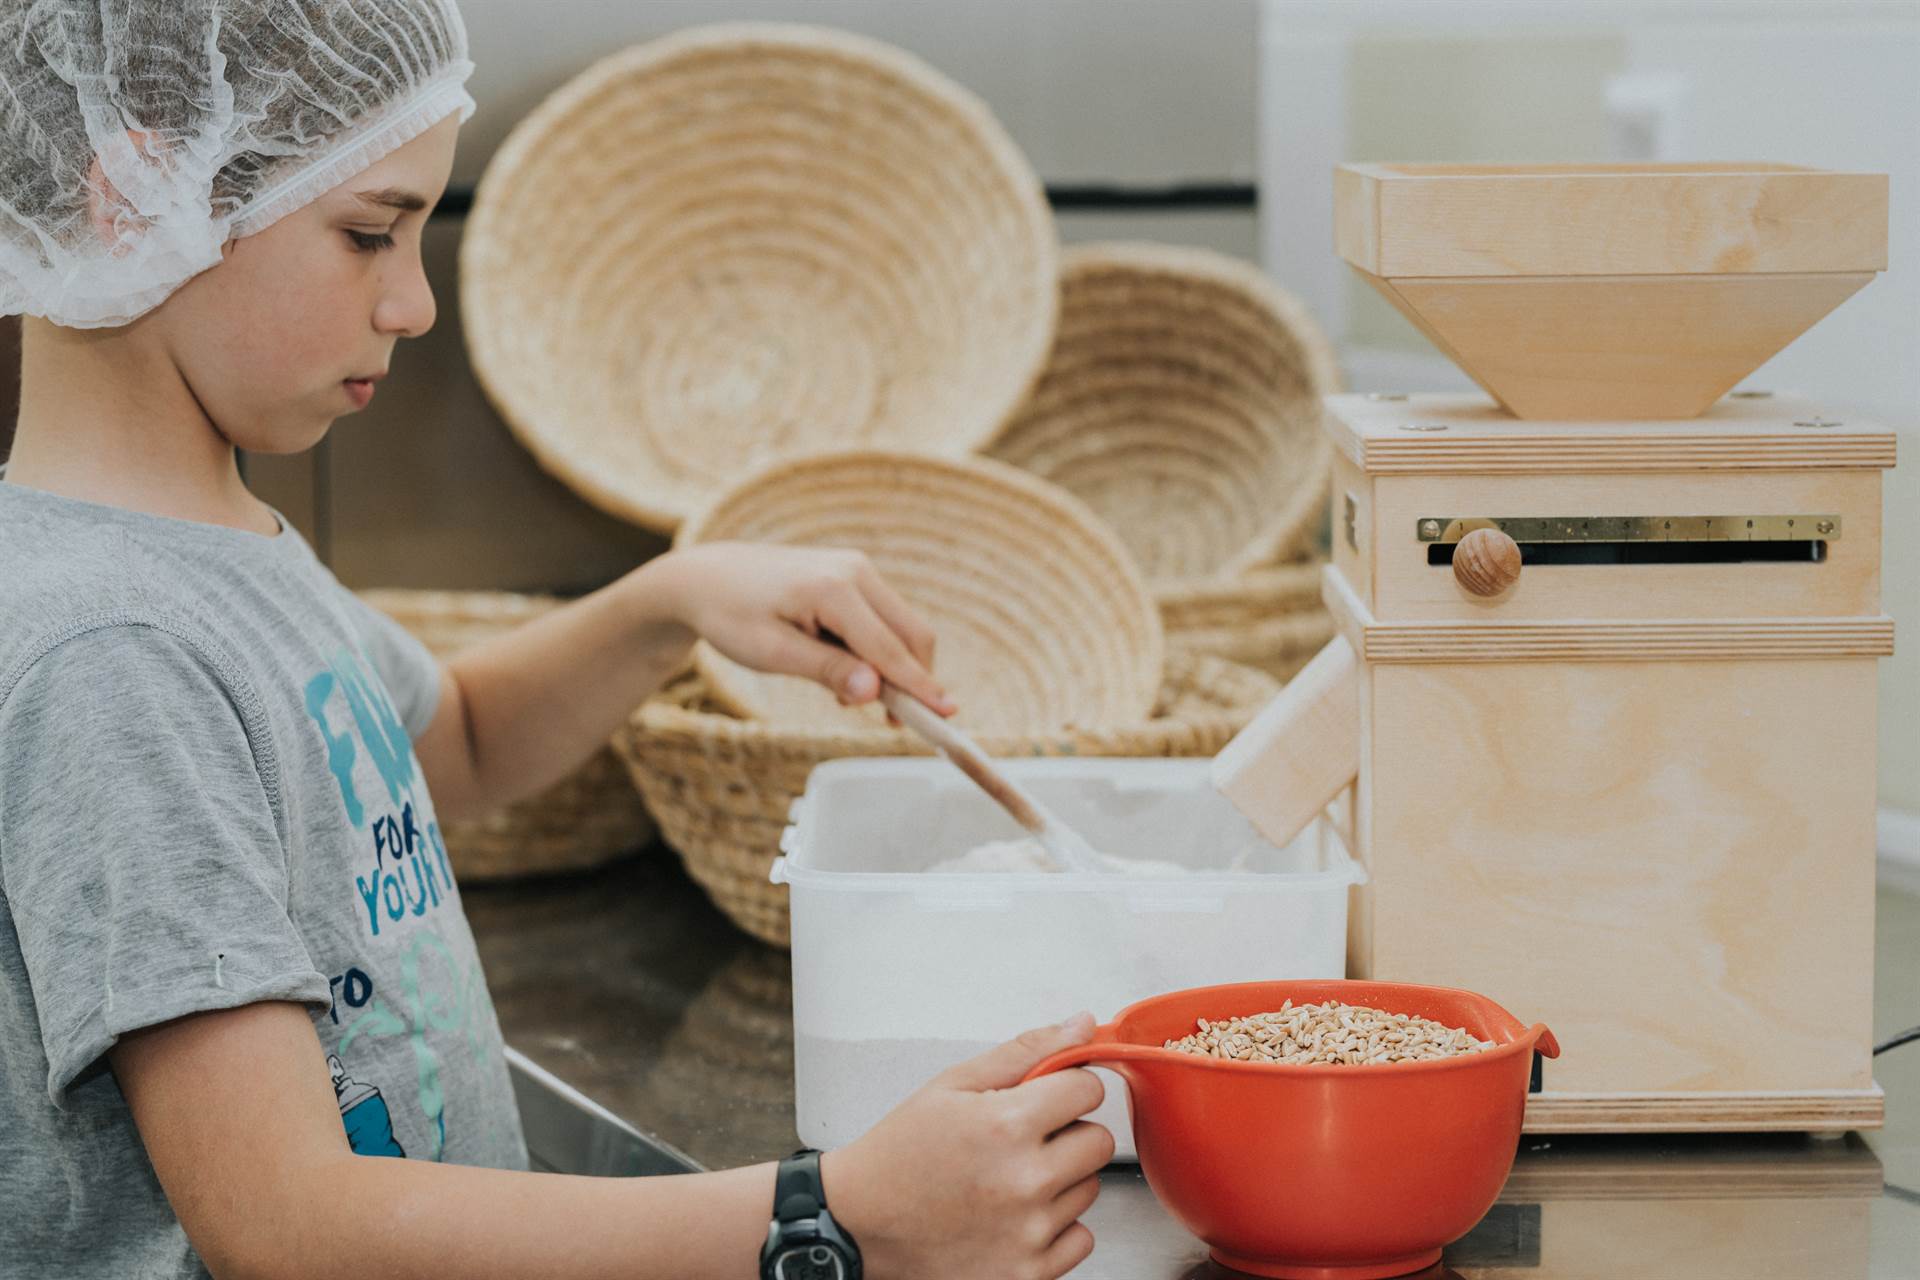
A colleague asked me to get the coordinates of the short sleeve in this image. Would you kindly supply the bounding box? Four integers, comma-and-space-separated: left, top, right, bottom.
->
335, 592, 444, 740
0, 624, 331, 1108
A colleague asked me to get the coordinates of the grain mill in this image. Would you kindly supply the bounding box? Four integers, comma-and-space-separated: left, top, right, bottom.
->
1218, 162, 1894, 1132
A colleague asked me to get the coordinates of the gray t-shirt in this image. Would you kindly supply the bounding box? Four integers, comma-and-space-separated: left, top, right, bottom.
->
0, 479, 528, 1277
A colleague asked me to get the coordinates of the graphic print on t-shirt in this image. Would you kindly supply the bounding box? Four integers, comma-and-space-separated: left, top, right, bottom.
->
304, 647, 457, 935
329, 1054, 405, 1157
302, 645, 490, 1160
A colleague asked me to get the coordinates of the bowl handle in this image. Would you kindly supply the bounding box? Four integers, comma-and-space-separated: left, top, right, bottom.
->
1020, 1026, 1164, 1084
1529, 1023, 1561, 1060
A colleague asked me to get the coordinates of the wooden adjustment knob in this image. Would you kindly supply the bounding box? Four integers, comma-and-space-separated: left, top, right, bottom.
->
1453, 527, 1522, 598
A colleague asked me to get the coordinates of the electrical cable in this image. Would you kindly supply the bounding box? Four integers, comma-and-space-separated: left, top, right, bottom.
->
1873, 1025, 1920, 1055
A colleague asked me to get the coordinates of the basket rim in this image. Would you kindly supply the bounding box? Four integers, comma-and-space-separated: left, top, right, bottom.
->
1056, 241, 1343, 402
1000, 240, 1344, 578
1061, 244, 1331, 349
622, 651, 1274, 755
1153, 559, 1325, 604
459, 21, 1061, 534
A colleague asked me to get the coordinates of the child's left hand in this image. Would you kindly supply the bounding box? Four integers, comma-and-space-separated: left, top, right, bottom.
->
650, 541, 957, 715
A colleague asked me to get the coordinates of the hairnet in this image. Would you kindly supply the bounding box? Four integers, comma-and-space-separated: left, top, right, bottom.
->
0, 0, 475, 329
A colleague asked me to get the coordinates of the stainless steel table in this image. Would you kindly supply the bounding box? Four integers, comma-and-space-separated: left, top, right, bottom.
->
466, 853, 1920, 1279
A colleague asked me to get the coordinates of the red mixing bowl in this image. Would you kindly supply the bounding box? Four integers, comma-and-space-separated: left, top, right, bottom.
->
1022, 979, 1558, 1280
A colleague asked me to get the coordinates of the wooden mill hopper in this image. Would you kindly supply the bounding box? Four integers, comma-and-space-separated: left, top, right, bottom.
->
1334, 163, 1888, 420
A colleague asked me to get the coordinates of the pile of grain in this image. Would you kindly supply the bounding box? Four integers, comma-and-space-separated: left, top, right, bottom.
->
1165, 999, 1494, 1066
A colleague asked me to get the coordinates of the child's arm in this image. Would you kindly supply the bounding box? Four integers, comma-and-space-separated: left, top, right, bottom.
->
413, 544, 954, 822
111, 1002, 1106, 1279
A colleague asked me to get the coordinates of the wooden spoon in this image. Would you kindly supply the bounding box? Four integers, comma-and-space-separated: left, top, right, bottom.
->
879, 684, 1108, 874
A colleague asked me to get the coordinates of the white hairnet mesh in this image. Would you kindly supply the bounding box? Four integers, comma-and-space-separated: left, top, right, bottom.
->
0, 0, 475, 329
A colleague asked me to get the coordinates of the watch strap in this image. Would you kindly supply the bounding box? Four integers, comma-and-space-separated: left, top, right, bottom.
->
773, 1148, 827, 1221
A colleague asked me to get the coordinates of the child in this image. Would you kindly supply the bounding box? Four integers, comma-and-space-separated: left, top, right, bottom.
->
0, 3, 1109, 1277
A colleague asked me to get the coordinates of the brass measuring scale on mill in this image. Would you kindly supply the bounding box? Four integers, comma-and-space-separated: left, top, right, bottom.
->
1219, 163, 1893, 1131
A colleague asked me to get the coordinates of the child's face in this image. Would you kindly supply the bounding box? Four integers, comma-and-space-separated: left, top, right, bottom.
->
153, 116, 463, 455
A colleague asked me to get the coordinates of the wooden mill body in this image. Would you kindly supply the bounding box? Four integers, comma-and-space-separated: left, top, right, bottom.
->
1324, 390, 1895, 1132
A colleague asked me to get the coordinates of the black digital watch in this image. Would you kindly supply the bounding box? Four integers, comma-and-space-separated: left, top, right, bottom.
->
760, 1148, 862, 1280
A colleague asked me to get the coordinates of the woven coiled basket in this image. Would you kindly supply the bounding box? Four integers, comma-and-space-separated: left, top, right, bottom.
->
988, 242, 1339, 580
678, 451, 1166, 737
1158, 562, 1336, 682
613, 651, 1281, 947
358, 590, 657, 880
461, 22, 1059, 534
985, 242, 1340, 676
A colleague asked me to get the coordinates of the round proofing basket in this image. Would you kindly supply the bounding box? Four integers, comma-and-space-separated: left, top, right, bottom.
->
678, 451, 1166, 736
358, 590, 657, 881
1157, 561, 1336, 682
613, 651, 1282, 947
988, 242, 1340, 582
461, 22, 1059, 534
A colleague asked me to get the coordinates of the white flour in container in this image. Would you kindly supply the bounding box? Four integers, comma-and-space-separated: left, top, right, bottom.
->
928, 836, 1191, 876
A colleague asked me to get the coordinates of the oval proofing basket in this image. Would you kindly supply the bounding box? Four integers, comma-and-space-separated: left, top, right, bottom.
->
989, 242, 1340, 582
678, 450, 1166, 737
461, 22, 1059, 533
1158, 562, 1336, 683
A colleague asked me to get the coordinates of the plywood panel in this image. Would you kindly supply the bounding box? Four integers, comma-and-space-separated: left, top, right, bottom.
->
1212, 634, 1359, 849
1324, 391, 1899, 474
1329, 449, 1372, 608
1325, 568, 1893, 664
1335, 163, 1888, 277
1368, 270, 1875, 421
1524, 1089, 1883, 1134
1361, 658, 1880, 1096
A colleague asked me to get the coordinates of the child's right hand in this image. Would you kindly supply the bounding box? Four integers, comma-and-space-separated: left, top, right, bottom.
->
820, 1013, 1113, 1279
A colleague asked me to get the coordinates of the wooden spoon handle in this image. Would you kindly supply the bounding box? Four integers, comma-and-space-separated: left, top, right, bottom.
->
879, 685, 1046, 834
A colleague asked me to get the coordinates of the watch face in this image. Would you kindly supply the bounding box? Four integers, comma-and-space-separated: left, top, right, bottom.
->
772, 1243, 848, 1280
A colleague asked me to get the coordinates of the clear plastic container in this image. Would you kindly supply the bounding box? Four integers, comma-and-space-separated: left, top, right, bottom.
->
772, 757, 1364, 1159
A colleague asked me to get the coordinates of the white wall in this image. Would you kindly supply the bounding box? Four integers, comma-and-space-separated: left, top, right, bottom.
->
454, 0, 1263, 257
1624, 17, 1920, 826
